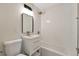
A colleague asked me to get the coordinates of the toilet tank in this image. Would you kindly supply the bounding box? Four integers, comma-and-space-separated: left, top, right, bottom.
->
3, 39, 22, 56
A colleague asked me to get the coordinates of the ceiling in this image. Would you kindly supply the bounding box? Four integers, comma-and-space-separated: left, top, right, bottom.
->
33, 3, 58, 11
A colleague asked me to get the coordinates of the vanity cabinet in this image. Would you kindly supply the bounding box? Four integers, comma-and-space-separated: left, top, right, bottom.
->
22, 35, 40, 56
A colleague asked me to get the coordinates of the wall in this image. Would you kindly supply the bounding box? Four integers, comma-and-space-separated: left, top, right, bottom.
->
77, 4, 79, 49
0, 4, 21, 55
41, 3, 77, 56
0, 3, 41, 56
77, 3, 79, 56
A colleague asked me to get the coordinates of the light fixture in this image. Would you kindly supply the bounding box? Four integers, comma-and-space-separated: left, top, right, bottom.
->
21, 4, 33, 16
21, 8, 33, 16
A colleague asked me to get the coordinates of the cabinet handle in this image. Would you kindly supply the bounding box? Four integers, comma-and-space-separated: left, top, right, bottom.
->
33, 40, 40, 43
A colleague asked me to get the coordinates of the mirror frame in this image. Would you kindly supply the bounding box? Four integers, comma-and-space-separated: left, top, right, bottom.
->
22, 13, 34, 33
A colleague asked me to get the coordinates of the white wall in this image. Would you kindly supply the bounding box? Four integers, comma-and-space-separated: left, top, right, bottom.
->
41, 3, 77, 56
77, 4, 79, 49
0, 4, 22, 55
77, 3, 79, 56
0, 3, 40, 56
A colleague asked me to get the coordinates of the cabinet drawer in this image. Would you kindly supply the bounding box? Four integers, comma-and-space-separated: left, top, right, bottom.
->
32, 38, 40, 43
32, 41, 40, 50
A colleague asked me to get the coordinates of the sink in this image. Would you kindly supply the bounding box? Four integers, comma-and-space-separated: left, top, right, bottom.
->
22, 34, 40, 39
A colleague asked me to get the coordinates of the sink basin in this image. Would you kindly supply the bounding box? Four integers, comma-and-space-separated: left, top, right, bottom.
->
22, 34, 40, 39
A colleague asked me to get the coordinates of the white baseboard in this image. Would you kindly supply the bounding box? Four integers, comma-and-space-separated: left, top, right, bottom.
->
41, 46, 65, 56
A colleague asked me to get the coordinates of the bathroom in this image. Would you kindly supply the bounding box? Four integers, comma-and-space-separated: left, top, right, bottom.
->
0, 3, 78, 56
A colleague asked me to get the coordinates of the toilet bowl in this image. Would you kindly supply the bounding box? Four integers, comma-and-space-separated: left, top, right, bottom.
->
3, 39, 26, 56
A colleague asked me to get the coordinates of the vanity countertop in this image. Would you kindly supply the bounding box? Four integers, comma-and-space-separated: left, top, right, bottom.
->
22, 34, 40, 39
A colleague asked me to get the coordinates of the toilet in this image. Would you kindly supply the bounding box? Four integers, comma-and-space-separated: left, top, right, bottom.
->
3, 39, 26, 56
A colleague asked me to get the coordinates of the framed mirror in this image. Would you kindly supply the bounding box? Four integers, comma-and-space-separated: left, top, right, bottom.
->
22, 13, 34, 34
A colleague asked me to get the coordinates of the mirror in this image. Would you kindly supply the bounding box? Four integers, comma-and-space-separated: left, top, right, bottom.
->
22, 13, 34, 34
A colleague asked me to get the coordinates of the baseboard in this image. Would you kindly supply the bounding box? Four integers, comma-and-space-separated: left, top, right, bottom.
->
41, 46, 65, 56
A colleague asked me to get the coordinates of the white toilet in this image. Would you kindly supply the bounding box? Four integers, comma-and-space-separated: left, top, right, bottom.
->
3, 39, 26, 56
